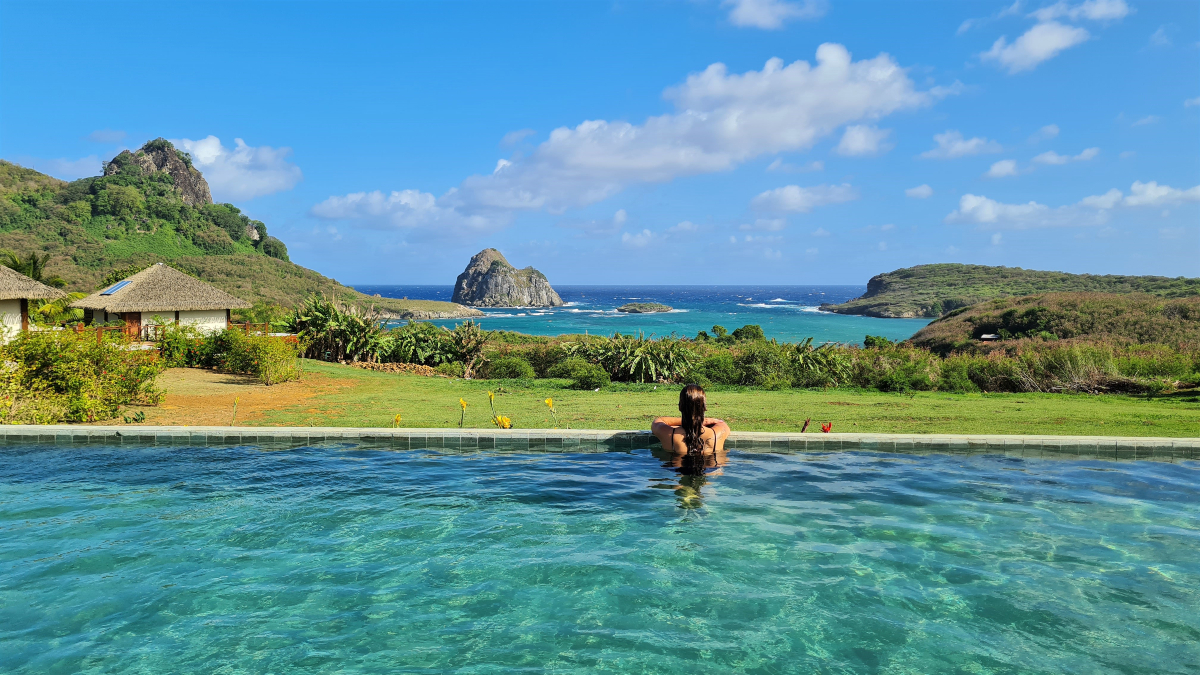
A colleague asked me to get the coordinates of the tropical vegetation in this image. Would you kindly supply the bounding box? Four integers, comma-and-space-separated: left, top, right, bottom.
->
823, 263, 1200, 318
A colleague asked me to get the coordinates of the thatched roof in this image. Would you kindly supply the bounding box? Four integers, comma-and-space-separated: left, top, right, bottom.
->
0, 265, 68, 301
70, 263, 252, 313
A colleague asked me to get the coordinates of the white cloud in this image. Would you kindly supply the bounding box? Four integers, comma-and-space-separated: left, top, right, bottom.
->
750, 183, 857, 212
991, 232, 1003, 245
1121, 181, 1200, 207
724, 0, 826, 29
1119, 150, 1135, 159
805, 247, 819, 255
311, 189, 491, 232
500, 129, 536, 147
1032, 147, 1099, 164
982, 21, 1090, 73
1132, 115, 1160, 126
1185, 97, 1200, 108
947, 179, 1200, 228
1030, 0, 1130, 22
957, 1, 1023, 34
9, 155, 103, 181
87, 129, 126, 144
945, 194, 1091, 228
1078, 188, 1122, 209
1149, 26, 1172, 47
621, 229, 657, 247
905, 184, 933, 198
174, 136, 302, 201
921, 130, 1002, 159
986, 159, 1019, 177
835, 125, 892, 156
1031, 124, 1060, 141
811, 227, 831, 237
766, 158, 823, 172
317, 44, 941, 235
668, 220, 699, 233
740, 218, 787, 231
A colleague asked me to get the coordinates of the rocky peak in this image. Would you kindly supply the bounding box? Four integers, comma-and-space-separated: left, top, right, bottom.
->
105, 138, 212, 206
452, 248, 564, 307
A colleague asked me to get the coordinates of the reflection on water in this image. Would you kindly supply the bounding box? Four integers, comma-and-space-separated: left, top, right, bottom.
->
650, 446, 726, 509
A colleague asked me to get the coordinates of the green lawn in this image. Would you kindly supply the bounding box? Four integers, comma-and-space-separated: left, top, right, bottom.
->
250, 360, 1200, 437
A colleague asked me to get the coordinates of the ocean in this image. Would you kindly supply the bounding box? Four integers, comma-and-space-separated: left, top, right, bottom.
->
352, 285, 930, 345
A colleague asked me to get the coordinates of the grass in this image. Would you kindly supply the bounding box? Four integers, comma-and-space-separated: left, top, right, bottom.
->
220, 360, 1200, 436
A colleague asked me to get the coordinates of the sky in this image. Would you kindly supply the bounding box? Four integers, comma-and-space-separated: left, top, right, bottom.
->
2, 0, 1198, 286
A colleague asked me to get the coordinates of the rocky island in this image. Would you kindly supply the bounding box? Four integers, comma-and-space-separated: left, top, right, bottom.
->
616, 302, 673, 313
452, 249, 564, 307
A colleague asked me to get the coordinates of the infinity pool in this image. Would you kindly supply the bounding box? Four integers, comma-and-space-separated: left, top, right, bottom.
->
2, 445, 1198, 673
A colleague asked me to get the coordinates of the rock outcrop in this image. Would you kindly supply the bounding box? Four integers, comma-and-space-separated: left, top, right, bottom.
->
105, 139, 212, 206
452, 249, 564, 307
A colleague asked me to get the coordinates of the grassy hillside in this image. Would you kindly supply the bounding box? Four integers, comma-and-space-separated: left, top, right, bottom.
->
823, 263, 1200, 318
0, 154, 478, 319
910, 292, 1200, 354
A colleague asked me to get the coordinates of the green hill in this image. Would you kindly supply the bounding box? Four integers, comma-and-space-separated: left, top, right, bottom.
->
0, 142, 479, 319
822, 263, 1200, 318
909, 292, 1200, 354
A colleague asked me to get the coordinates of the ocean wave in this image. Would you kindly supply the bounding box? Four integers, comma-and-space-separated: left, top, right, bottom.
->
737, 303, 824, 311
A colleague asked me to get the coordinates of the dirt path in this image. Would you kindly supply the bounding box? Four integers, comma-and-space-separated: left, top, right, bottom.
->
137, 368, 359, 426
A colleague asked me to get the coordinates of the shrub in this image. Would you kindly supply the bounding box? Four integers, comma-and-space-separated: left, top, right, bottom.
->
731, 324, 765, 341
863, 335, 893, 349
195, 329, 301, 385
0, 330, 163, 423
734, 341, 790, 386
691, 353, 740, 385
523, 343, 567, 377
484, 356, 535, 379
549, 357, 610, 389
435, 361, 466, 378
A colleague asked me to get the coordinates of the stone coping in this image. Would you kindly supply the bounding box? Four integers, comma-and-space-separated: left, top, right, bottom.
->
0, 426, 1196, 461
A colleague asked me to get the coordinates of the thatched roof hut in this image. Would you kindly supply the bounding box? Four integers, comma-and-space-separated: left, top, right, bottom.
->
70, 263, 251, 313
0, 265, 68, 301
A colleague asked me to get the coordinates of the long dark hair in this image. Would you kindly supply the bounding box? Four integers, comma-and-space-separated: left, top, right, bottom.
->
679, 384, 708, 475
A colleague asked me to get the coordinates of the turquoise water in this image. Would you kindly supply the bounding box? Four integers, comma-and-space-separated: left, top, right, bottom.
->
3, 446, 1199, 674
355, 285, 932, 345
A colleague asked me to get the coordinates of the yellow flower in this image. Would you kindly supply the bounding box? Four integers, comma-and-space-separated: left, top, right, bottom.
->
393, 413, 402, 428
544, 398, 553, 408
460, 398, 467, 410
488, 391, 494, 401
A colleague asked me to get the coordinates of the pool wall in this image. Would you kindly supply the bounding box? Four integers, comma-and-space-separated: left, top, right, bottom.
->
0, 425, 1196, 460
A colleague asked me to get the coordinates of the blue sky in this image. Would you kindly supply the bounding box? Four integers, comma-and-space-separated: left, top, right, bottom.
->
2, 0, 1197, 285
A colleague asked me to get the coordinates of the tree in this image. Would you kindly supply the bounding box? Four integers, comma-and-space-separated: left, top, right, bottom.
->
1, 250, 66, 288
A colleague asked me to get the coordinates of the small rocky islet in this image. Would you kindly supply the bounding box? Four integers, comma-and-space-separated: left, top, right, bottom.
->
451, 248, 564, 307
616, 302, 673, 314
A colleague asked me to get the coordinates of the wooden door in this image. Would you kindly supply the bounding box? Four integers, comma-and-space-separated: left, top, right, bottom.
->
123, 312, 142, 339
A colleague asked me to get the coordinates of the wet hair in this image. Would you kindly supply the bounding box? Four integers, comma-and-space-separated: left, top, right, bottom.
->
678, 384, 708, 476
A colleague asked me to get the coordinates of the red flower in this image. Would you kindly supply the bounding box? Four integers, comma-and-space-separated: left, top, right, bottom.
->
821, 422, 832, 433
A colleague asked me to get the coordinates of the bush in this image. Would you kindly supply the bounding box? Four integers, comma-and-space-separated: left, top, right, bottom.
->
734, 341, 791, 386
523, 343, 567, 377
863, 335, 893, 349
691, 353, 740, 385
195, 329, 301, 385
549, 357, 610, 389
484, 356, 535, 379
0, 330, 163, 423
731, 324, 765, 341
435, 361, 465, 378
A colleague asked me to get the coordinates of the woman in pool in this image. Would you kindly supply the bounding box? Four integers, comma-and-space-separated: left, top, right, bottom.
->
652, 384, 731, 475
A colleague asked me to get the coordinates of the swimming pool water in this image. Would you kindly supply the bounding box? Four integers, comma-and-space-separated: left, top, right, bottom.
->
2, 445, 1197, 673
